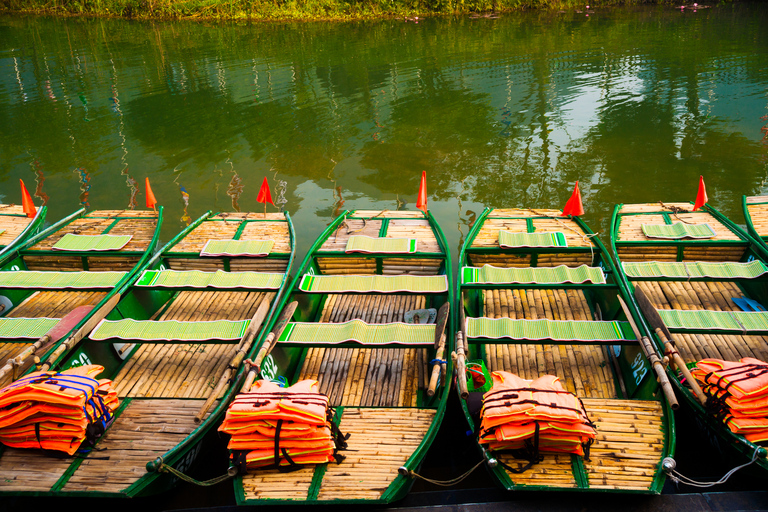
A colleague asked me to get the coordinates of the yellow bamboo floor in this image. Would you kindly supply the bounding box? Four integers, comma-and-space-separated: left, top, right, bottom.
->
633, 281, 768, 365
167, 213, 291, 254
0, 291, 107, 388
746, 197, 768, 238
481, 288, 616, 398
113, 290, 274, 399
297, 294, 429, 407
240, 407, 435, 502
24, 210, 158, 271
499, 399, 664, 491
0, 205, 33, 247
0, 447, 72, 492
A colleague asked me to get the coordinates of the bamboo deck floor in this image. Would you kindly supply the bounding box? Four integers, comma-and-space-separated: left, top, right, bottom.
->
746, 196, 768, 238
615, 203, 745, 262
113, 290, 274, 399
0, 205, 33, 248
499, 399, 664, 491
0, 290, 107, 388
24, 210, 158, 271
297, 294, 428, 407
0, 447, 72, 492
240, 407, 435, 502
633, 280, 768, 365
481, 288, 616, 399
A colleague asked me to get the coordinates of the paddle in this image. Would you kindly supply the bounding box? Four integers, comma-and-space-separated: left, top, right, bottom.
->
617, 295, 679, 410
241, 301, 298, 393
39, 293, 122, 372
455, 296, 469, 400
194, 297, 272, 423
427, 302, 450, 397
0, 305, 94, 381
634, 288, 708, 406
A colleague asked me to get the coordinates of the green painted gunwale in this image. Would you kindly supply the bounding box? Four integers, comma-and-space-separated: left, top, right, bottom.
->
234, 208, 454, 505
458, 207, 674, 494
742, 195, 768, 254
610, 201, 768, 476
0, 205, 47, 260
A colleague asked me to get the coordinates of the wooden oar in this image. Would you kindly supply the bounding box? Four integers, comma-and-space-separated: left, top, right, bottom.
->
427, 302, 450, 397
634, 288, 708, 406
39, 293, 122, 372
617, 295, 679, 410
0, 305, 95, 381
194, 297, 272, 423
241, 301, 298, 393
455, 297, 469, 400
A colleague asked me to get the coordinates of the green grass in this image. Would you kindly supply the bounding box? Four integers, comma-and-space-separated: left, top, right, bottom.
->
0, 0, 682, 22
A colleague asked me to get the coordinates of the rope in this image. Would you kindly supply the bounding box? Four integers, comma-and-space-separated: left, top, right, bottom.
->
526, 209, 599, 261
403, 459, 485, 487
153, 457, 236, 486
659, 202, 695, 224
665, 447, 761, 488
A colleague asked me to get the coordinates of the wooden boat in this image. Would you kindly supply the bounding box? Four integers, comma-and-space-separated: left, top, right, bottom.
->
0, 208, 162, 389
0, 204, 47, 259
611, 201, 768, 475
458, 208, 674, 493
743, 195, 768, 251
232, 209, 453, 504
0, 210, 294, 498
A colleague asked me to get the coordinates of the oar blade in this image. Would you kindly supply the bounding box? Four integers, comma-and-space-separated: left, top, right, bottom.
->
634, 288, 672, 340
433, 302, 449, 348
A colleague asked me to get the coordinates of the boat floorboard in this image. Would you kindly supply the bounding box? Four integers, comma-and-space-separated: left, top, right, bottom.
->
240, 407, 435, 502
499, 399, 664, 491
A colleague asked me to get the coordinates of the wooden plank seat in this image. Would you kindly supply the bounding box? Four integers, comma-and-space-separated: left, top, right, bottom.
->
298, 275, 448, 294
466, 317, 636, 345
89, 318, 250, 342
622, 260, 768, 280
497, 399, 664, 491
461, 265, 606, 285
240, 407, 435, 502
658, 309, 768, 335
277, 320, 434, 347
135, 269, 284, 290
0, 270, 126, 289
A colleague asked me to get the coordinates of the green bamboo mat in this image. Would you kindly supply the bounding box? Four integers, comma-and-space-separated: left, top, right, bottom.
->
90, 318, 250, 341
465, 317, 635, 342
0, 318, 60, 339
0, 271, 126, 289
136, 269, 283, 289
345, 236, 417, 254
200, 239, 274, 257
53, 234, 133, 251
277, 320, 435, 345
658, 309, 768, 332
622, 260, 768, 279
298, 274, 448, 293
497, 231, 568, 248
641, 222, 716, 239
461, 264, 605, 284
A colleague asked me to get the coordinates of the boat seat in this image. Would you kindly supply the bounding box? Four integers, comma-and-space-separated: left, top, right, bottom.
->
465, 317, 636, 345
136, 269, 283, 290
345, 235, 417, 254
298, 274, 448, 294
622, 260, 768, 280
53, 234, 133, 251
277, 320, 435, 347
200, 239, 273, 257
0, 271, 126, 289
641, 222, 716, 239
461, 265, 606, 285
0, 317, 59, 339
659, 309, 768, 334
89, 318, 250, 342
498, 230, 568, 248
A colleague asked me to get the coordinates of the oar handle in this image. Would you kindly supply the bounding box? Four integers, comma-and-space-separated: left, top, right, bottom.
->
426, 333, 446, 397
653, 327, 708, 406
0, 334, 51, 382
455, 331, 469, 400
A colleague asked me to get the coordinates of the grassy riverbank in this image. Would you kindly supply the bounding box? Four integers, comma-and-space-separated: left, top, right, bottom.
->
0, 0, 682, 21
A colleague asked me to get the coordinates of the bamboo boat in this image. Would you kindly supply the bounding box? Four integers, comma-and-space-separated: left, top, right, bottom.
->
0, 210, 294, 498
458, 207, 674, 493
231, 209, 453, 505
0, 204, 47, 259
743, 195, 768, 252
611, 201, 768, 476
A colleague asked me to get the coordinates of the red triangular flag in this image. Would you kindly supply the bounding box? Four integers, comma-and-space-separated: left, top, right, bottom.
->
416, 171, 427, 213
257, 177, 274, 206
693, 175, 708, 211
19, 179, 37, 219
561, 181, 584, 217
145, 178, 157, 209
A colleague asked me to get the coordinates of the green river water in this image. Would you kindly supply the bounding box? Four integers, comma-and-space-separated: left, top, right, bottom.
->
1, 4, 767, 265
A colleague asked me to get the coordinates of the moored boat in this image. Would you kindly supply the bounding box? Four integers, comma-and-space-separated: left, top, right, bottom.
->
0, 204, 46, 260
743, 195, 768, 252
230, 209, 453, 504
611, 201, 768, 476
458, 207, 674, 493
0, 209, 294, 497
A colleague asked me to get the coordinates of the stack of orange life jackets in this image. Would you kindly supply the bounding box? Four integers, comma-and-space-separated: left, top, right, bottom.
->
0, 365, 119, 455
692, 357, 768, 444
478, 371, 596, 469
219, 379, 347, 471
